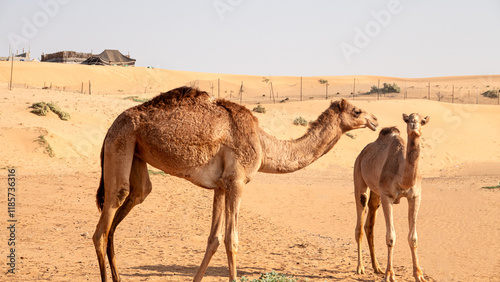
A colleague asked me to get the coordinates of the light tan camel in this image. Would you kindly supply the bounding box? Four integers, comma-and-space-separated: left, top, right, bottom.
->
353, 113, 429, 282
93, 86, 378, 282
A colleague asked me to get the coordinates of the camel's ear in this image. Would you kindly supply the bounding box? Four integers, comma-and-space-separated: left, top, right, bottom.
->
422, 116, 430, 125
403, 113, 410, 123
339, 98, 348, 112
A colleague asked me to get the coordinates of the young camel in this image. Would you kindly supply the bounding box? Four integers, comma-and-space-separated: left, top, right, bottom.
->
354, 113, 429, 282
93, 86, 378, 282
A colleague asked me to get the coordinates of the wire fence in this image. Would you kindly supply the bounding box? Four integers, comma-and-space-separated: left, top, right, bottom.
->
4, 77, 500, 106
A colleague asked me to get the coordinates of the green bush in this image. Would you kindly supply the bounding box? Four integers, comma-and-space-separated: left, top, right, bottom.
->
318, 79, 328, 84
482, 89, 499, 98
34, 135, 55, 158
31, 102, 70, 120
369, 82, 401, 94
252, 105, 266, 113
124, 96, 151, 103
293, 117, 308, 126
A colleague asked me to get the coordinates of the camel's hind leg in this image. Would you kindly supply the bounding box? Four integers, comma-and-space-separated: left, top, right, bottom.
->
365, 192, 383, 274
354, 160, 369, 275
107, 156, 152, 282
93, 137, 135, 282
194, 187, 225, 282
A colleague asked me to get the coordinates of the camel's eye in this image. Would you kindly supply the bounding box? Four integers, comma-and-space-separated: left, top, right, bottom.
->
353, 109, 362, 117
421, 120, 426, 125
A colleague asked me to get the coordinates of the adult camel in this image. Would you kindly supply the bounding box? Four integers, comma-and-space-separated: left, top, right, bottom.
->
93, 86, 378, 281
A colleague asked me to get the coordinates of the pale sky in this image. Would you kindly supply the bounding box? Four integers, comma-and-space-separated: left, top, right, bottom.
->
1, 0, 499, 78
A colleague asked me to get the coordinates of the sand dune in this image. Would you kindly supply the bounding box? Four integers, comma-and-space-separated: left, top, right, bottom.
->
0, 63, 499, 281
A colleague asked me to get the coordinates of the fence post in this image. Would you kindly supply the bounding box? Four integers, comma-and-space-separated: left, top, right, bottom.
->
81, 82, 83, 93
352, 78, 356, 100
9, 52, 14, 90
300, 76, 303, 101
428, 82, 430, 100
89, 80, 91, 95
325, 82, 328, 100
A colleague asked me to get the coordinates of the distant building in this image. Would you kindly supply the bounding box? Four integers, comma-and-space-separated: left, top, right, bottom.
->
41, 51, 92, 64
0, 51, 31, 62
40, 49, 135, 66
82, 49, 135, 66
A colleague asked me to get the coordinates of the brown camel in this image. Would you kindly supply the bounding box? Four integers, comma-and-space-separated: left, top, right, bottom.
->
93, 86, 378, 282
353, 113, 429, 282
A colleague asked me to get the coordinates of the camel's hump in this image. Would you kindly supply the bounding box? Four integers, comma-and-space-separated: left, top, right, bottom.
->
137, 86, 211, 110
379, 126, 400, 136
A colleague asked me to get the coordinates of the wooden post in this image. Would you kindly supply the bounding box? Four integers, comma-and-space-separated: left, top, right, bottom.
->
452, 85, 454, 103
325, 82, 328, 100
218, 78, 220, 99
239, 81, 243, 104
377, 79, 380, 100
404, 81, 407, 99
89, 80, 91, 95
352, 78, 356, 100
271, 82, 275, 104
81, 82, 84, 93
9, 52, 14, 91
428, 82, 430, 100
300, 76, 303, 101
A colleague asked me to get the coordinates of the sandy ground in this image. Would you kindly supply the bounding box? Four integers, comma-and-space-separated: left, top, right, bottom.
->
0, 63, 499, 281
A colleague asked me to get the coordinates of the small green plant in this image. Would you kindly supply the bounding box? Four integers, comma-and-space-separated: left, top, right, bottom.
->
293, 117, 308, 126
482, 89, 499, 98
31, 102, 70, 120
482, 182, 500, 189
34, 135, 55, 157
148, 169, 166, 176
235, 271, 297, 282
369, 82, 401, 94
124, 96, 150, 103
345, 132, 356, 139
252, 105, 266, 113
318, 79, 328, 84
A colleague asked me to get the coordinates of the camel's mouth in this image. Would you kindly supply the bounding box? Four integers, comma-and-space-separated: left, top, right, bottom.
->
366, 119, 378, 131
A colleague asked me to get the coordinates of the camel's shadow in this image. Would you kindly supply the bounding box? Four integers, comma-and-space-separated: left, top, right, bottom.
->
122, 264, 266, 279
122, 264, 379, 281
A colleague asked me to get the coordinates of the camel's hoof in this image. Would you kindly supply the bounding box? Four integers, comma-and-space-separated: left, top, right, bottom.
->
414, 275, 427, 282
374, 266, 384, 274
356, 265, 365, 275
382, 276, 397, 282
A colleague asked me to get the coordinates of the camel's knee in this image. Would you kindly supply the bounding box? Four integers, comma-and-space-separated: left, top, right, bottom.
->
408, 233, 418, 248
224, 235, 239, 254
355, 227, 363, 242
386, 232, 396, 247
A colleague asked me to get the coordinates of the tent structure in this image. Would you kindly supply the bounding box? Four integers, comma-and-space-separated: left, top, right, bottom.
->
82, 49, 135, 66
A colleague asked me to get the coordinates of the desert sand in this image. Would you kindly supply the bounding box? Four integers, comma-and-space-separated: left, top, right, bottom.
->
0, 62, 499, 281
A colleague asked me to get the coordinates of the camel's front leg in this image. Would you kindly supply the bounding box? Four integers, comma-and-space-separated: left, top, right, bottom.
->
194, 188, 225, 282
381, 195, 397, 282
408, 196, 426, 282
224, 180, 244, 281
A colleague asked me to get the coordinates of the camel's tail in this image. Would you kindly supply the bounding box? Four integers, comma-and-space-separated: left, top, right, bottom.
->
96, 139, 106, 212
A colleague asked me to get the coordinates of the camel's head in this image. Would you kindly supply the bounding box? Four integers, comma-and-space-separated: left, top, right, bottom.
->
333, 98, 378, 132
403, 113, 429, 137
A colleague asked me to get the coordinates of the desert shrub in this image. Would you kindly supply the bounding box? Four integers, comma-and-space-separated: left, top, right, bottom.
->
47, 102, 71, 120
252, 105, 266, 113
369, 83, 401, 94
148, 169, 166, 176
31, 102, 70, 120
293, 117, 308, 126
124, 96, 150, 103
34, 135, 55, 158
31, 102, 50, 116
482, 89, 499, 98
318, 79, 328, 84
237, 271, 297, 282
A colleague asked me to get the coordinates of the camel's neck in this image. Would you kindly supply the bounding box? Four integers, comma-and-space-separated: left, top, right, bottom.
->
399, 134, 421, 189
258, 109, 343, 173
